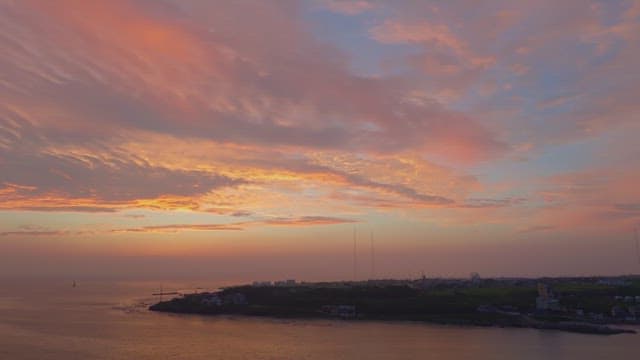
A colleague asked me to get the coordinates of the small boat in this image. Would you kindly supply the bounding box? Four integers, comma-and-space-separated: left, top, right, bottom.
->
72, 280, 77, 288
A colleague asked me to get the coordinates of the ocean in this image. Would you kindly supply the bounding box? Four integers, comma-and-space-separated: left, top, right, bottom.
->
1, 279, 638, 359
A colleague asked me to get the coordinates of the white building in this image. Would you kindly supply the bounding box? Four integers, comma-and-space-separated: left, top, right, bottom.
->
202, 294, 223, 306
274, 279, 297, 287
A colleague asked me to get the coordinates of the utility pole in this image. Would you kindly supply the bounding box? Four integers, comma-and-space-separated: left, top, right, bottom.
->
370, 230, 375, 280
635, 227, 640, 265
353, 225, 357, 281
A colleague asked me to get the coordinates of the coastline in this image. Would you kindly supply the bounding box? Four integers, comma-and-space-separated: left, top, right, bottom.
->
148, 279, 640, 336
149, 302, 636, 335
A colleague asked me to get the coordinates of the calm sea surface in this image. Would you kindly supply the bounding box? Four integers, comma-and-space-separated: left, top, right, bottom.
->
0, 279, 638, 360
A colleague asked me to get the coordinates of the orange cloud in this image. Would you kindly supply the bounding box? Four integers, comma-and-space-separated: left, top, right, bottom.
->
110, 216, 356, 234
111, 224, 244, 233
263, 216, 357, 226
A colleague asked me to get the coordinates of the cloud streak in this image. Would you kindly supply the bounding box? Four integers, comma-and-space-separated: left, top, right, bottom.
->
110, 216, 357, 234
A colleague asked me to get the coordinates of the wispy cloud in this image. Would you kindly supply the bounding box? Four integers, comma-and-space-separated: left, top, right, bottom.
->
263, 216, 357, 226
518, 225, 555, 234
110, 216, 357, 234
0, 230, 71, 237
111, 224, 244, 233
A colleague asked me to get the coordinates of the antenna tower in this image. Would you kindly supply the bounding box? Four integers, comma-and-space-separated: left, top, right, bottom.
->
370, 230, 375, 280
353, 225, 357, 281
635, 227, 640, 265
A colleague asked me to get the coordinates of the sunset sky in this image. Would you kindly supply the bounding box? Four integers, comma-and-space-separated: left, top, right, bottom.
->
1, 0, 639, 280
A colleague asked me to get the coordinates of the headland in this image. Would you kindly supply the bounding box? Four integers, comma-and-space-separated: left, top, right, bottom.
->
149, 276, 640, 335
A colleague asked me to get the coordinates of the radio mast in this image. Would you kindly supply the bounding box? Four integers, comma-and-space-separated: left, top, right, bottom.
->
635, 227, 640, 265
353, 225, 357, 281
370, 230, 375, 280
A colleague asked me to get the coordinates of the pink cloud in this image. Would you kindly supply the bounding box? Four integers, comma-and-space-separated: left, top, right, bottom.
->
1, 0, 504, 161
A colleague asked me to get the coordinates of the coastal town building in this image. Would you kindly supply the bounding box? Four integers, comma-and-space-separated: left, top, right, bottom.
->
321, 305, 356, 319
274, 279, 297, 286
202, 293, 223, 306
536, 283, 562, 311
597, 278, 631, 286
252, 279, 297, 287
223, 293, 248, 305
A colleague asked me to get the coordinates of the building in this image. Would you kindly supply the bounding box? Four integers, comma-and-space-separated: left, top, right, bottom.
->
470, 272, 481, 284
597, 278, 631, 286
537, 283, 552, 299
611, 306, 630, 319
274, 279, 297, 287
223, 293, 248, 305
321, 305, 356, 319
536, 283, 562, 311
477, 305, 498, 313
337, 305, 356, 318
202, 293, 223, 306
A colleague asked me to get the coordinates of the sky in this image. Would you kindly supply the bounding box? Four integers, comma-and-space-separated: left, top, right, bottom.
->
1, 0, 639, 281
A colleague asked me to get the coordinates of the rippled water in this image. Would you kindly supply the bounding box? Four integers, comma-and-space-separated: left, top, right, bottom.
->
1, 279, 638, 359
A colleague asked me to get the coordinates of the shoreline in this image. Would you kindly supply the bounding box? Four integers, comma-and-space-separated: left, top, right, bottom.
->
148, 277, 640, 336
149, 300, 636, 336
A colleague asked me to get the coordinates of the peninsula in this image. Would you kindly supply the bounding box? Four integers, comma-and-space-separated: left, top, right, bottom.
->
149, 276, 640, 335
